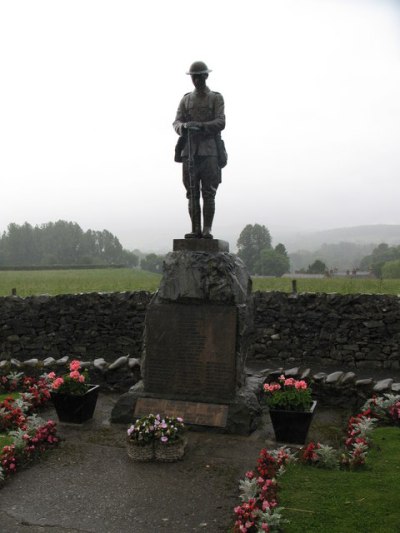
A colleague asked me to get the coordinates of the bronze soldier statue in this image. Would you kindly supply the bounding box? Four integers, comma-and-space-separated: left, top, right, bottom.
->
173, 61, 226, 239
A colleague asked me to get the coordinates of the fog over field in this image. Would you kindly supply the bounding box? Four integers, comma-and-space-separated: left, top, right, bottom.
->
1, 0, 400, 253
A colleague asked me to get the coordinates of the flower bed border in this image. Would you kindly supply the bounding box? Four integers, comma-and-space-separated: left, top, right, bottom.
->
0, 371, 59, 485
233, 392, 400, 532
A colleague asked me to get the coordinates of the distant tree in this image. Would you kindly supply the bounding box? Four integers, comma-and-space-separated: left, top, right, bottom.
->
381, 259, 400, 279
274, 243, 288, 257
140, 253, 164, 273
237, 224, 272, 274
307, 259, 327, 274
359, 243, 400, 277
0, 220, 135, 267
254, 247, 290, 276
121, 250, 139, 268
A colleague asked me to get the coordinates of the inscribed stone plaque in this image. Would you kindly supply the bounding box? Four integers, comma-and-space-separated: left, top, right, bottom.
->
134, 398, 228, 427
144, 304, 236, 400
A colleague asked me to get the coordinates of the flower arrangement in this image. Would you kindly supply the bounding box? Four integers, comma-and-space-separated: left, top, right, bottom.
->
263, 374, 313, 411
47, 360, 89, 395
127, 413, 185, 446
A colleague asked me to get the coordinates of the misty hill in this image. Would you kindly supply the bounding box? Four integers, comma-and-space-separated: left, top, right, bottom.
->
283, 225, 400, 253
281, 225, 400, 272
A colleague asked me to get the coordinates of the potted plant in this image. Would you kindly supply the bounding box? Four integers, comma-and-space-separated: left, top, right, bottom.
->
126, 413, 186, 462
47, 360, 99, 424
126, 413, 158, 462
153, 414, 186, 462
263, 375, 316, 444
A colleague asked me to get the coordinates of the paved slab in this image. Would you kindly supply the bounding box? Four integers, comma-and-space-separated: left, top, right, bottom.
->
0, 394, 348, 533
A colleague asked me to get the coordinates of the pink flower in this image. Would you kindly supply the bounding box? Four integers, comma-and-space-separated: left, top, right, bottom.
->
78, 374, 85, 383
245, 470, 255, 479
261, 524, 270, 531
161, 436, 168, 443
47, 372, 56, 379
52, 377, 64, 390
295, 380, 308, 390
278, 374, 286, 382
284, 378, 295, 387
69, 360, 81, 371
70, 370, 80, 380
263, 383, 281, 392
262, 500, 270, 511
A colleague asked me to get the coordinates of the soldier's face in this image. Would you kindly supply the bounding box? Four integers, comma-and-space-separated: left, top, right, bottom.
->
191, 73, 208, 90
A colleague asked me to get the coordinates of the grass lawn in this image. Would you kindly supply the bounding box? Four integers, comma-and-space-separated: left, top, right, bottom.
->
0, 434, 13, 447
279, 427, 400, 533
0, 392, 20, 402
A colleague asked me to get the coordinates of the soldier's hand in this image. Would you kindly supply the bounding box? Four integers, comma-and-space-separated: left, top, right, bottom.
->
185, 121, 202, 131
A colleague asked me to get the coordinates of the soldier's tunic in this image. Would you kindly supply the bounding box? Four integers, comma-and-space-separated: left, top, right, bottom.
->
173, 87, 225, 200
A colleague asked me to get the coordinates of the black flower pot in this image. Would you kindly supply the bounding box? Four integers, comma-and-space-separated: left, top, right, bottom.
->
50, 385, 99, 423
269, 401, 317, 444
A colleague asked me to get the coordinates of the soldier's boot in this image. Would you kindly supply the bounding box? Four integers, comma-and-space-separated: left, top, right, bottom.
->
202, 199, 215, 239
185, 199, 202, 239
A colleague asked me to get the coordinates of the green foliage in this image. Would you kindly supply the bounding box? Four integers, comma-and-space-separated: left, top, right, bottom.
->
280, 427, 400, 532
314, 444, 340, 469
307, 259, 327, 274
254, 246, 290, 276
381, 259, 400, 279
237, 224, 272, 274
0, 220, 138, 267
359, 242, 400, 277
140, 253, 165, 273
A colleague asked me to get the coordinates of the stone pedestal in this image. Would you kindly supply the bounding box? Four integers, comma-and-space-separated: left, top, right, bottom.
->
111, 241, 260, 434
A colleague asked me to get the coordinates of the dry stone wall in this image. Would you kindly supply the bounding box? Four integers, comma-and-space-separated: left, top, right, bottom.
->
253, 291, 400, 370
0, 292, 151, 363
0, 290, 399, 372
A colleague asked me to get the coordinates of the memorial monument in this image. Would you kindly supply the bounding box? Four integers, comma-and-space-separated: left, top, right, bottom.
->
111, 62, 260, 433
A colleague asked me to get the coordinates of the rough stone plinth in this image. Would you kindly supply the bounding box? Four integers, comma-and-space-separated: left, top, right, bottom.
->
113, 247, 258, 434
157, 251, 251, 304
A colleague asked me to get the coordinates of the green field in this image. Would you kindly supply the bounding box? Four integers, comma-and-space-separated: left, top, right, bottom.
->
252, 276, 400, 295
0, 268, 399, 296
0, 268, 161, 297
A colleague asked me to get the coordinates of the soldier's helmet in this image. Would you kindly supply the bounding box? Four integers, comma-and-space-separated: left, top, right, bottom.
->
186, 61, 212, 75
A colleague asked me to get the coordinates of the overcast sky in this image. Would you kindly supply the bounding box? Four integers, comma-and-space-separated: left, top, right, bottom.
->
1, 0, 399, 252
